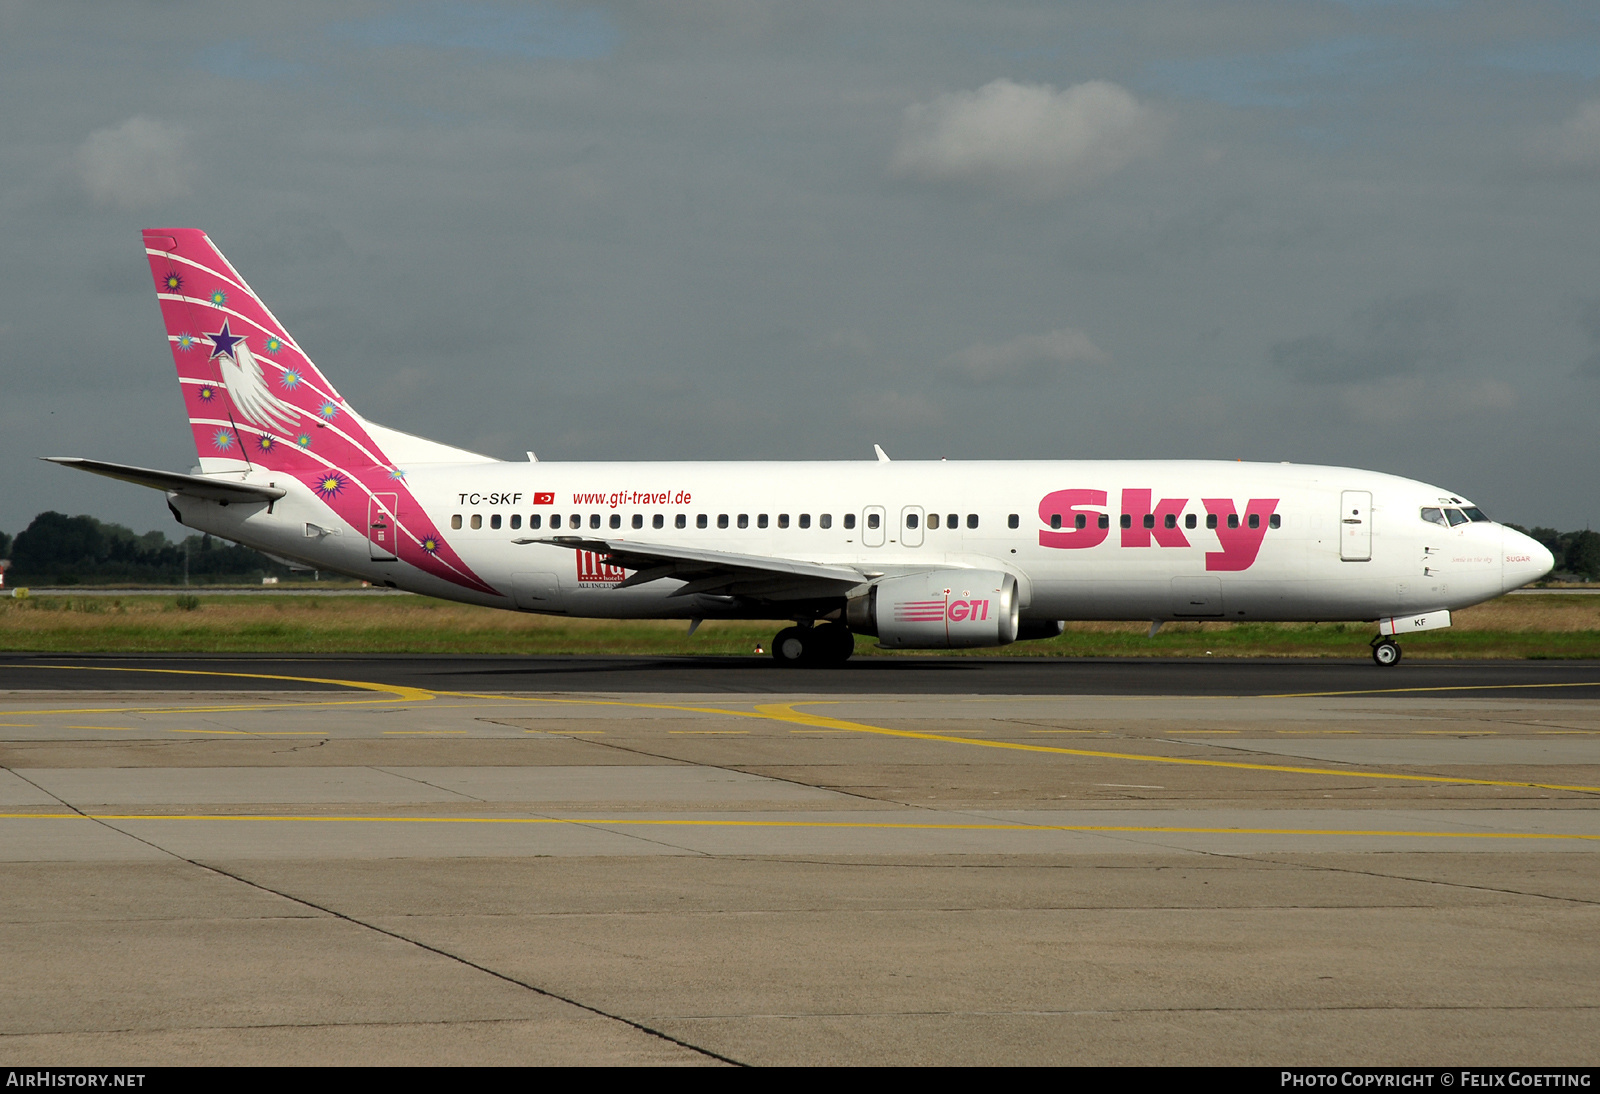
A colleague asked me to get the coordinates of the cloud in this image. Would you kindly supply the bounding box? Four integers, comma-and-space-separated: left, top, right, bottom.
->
943, 327, 1107, 387
329, 1, 618, 61
1568, 297, 1600, 377
75, 116, 191, 210
1333, 376, 1516, 426
195, 40, 306, 82
1270, 292, 1459, 383
849, 390, 945, 430
1537, 100, 1600, 171
890, 79, 1165, 199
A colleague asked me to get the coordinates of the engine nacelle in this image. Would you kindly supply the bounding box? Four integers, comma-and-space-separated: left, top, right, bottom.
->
846, 569, 1020, 649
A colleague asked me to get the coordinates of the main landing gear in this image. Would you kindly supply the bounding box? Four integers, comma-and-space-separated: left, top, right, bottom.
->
1370, 635, 1402, 667
771, 622, 855, 667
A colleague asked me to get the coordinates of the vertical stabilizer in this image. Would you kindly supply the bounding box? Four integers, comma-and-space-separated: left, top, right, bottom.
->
145, 228, 380, 474
143, 229, 497, 595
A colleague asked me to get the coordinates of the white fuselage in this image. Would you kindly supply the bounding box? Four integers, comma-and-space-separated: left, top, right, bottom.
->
170, 459, 1553, 627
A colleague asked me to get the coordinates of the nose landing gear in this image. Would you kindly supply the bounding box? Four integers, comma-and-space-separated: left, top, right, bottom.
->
1371, 635, 1402, 666
771, 622, 855, 666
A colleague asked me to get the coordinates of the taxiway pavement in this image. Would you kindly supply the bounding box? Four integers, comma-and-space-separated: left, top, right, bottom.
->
2, 657, 1597, 1065
4, 652, 1600, 695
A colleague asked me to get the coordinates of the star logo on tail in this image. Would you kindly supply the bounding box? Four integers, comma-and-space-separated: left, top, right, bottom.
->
206, 320, 299, 432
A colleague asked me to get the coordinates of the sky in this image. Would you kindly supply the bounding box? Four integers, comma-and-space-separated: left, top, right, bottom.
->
2, 0, 1598, 538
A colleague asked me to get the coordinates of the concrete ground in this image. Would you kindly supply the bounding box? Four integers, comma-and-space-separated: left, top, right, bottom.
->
1, 664, 1598, 1065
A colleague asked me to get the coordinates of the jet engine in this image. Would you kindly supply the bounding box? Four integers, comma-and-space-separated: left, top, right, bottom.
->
846, 569, 1020, 649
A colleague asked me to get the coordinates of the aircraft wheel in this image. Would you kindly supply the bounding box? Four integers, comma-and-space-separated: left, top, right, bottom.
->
772, 626, 809, 665
1372, 639, 1401, 667
812, 623, 855, 665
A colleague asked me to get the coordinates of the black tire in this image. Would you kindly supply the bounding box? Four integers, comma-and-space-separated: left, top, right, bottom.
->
1372, 639, 1401, 667
772, 626, 808, 665
812, 623, 855, 665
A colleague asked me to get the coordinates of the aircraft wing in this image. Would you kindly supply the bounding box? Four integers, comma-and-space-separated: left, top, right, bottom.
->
516, 535, 871, 600
43, 457, 288, 504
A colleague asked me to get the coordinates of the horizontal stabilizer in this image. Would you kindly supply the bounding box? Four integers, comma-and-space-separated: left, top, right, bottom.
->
42, 457, 287, 504
517, 535, 869, 601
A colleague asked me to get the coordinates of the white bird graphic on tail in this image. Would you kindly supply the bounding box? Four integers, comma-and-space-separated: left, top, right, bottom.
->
208, 321, 299, 433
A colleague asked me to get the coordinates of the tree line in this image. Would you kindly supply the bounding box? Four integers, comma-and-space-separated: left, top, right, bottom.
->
0, 512, 292, 586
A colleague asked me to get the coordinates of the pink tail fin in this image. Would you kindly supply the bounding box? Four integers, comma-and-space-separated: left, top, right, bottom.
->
143, 229, 498, 596
144, 228, 387, 474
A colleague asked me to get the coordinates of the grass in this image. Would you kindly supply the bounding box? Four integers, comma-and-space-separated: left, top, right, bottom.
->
0, 592, 1597, 658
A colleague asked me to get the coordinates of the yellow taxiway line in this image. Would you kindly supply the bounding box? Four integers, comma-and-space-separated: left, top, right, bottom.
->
6, 665, 1600, 796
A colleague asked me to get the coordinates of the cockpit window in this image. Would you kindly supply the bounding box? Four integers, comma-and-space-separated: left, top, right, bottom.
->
1462, 507, 1490, 522
1445, 508, 1469, 526
1420, 507, 1447, 526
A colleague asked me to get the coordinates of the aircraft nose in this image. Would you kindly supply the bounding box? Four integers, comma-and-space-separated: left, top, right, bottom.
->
1502, 526, 1555, 591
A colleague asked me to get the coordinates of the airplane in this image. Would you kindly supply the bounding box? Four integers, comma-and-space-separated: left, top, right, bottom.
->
47, 228, 1555, 667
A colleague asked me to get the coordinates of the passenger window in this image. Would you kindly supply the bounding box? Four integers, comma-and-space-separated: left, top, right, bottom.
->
1163, 514, 1177, 530
510, 514, 521, 530
1227, 514, 1239, 529
471, 514, 482, 530
1050, 514, 1062, 530
1248, 513, 1259, 529
820, 514, 832, 529
1206, 514, 1218, 530
967, 514, 978, 529
1421, 507, 1447, 526
1185, 514, 1197, 530
1097, 514, 1109, 529
1143, 514, 1155, 530
491, 514, 502, 530
529, 515, 542, 530
778, 514, 790, 529
1075, 514, 1087, 530
675, 514, 687, 529
610, 514, 621, 530
800, 514, 811, 529
1445, 509, 1468, 526
1120, 514, 1132, 529
906, 513, 918, 529
759, 514, 769, 529
844, 514, 856, 529
590, 514, 601, 529
867, 513, 880, 530
929, 513, 941, 529
1269, 514, 1281, 529
697, 514, 708, 529
718, 514, 729, 529
653, 514, 664, 529
451, 515, 462, 530
1008, 514, 1019, 529
632, 514, 643, 530
738, 514, 749, 529
947, 513, 958, 529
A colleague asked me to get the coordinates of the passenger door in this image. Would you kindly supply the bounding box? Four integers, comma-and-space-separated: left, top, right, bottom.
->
1339, 491, 1372, 562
